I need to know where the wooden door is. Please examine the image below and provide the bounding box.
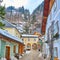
[5,46,10,60]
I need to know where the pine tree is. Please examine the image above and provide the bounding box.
[0,6,5,19]
[0,6,5,28]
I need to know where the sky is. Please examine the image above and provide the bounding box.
[1,0,44,14]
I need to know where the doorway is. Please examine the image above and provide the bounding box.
[32,43,37,50]
[5,46,10,60]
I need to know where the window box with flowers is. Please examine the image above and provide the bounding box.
[53,32,59,39]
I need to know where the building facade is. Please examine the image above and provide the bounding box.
[0,19,24,60]
[0,29,24,60]
[45,0,60,60]
[1,19,22,38]
[22,34,39,50]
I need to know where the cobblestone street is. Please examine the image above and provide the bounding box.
[20,50,44,60]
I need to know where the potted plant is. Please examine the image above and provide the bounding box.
[53,32,59,38]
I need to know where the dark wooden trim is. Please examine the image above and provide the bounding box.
[41,0,55,35]
[0,34,24,45]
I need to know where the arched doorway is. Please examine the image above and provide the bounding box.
[27,43,31,50]
[32,43,37,50]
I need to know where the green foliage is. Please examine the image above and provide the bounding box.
[0,6,5,28]
[0,6,5,19]
[0,22,5,27]
[53,33,59,38]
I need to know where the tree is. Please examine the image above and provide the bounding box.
[0,22,5,27]
[0,6,5,28]
[0,6,5,19]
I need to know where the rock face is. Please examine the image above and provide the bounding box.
[30,1,44,34]
[5,6,30,23]
[5,6,30,33]
[4,2,44,34]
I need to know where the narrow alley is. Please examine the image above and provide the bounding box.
[20,50,44,60]
[0,0,60,60]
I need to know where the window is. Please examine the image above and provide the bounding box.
[54,47,58,57]
[54,0,57,12]
[22,39,24,41]
[34,38,36,41]
[54,21,59,35]
[47,21,54,41]
[13,45,16,53]
[49,27,52,40]
[47,26,52,41]
[47,21,54,40]
[47,28,50,41]
[56,21,59,33]
[27,43,31,49]
[28,38,30,41]
[50,12,52,20]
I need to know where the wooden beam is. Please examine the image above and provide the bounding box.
[41,0,55,35]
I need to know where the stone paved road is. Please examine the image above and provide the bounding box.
[19,50,44,60]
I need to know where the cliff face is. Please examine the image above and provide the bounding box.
[4,2,44,34]
[30,1,44,34]
[5,6,30,24]
[32,1,44,15]
[5,6,30,33]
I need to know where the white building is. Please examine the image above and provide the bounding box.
[45,0,60,60]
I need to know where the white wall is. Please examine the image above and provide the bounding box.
[45,0,60,59]
[53,39,60,59]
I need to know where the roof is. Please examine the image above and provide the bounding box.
[34,32,42,37]
[0,29,24,44]
[22,34,38,38]
[0,19,15,27]
[0,19,24,33]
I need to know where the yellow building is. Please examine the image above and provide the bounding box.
[22,34,39,50]
[1,20,21,38]
[4,27,21,38]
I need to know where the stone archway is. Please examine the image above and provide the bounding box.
[32,43,37,50]
[27,43,31,50]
